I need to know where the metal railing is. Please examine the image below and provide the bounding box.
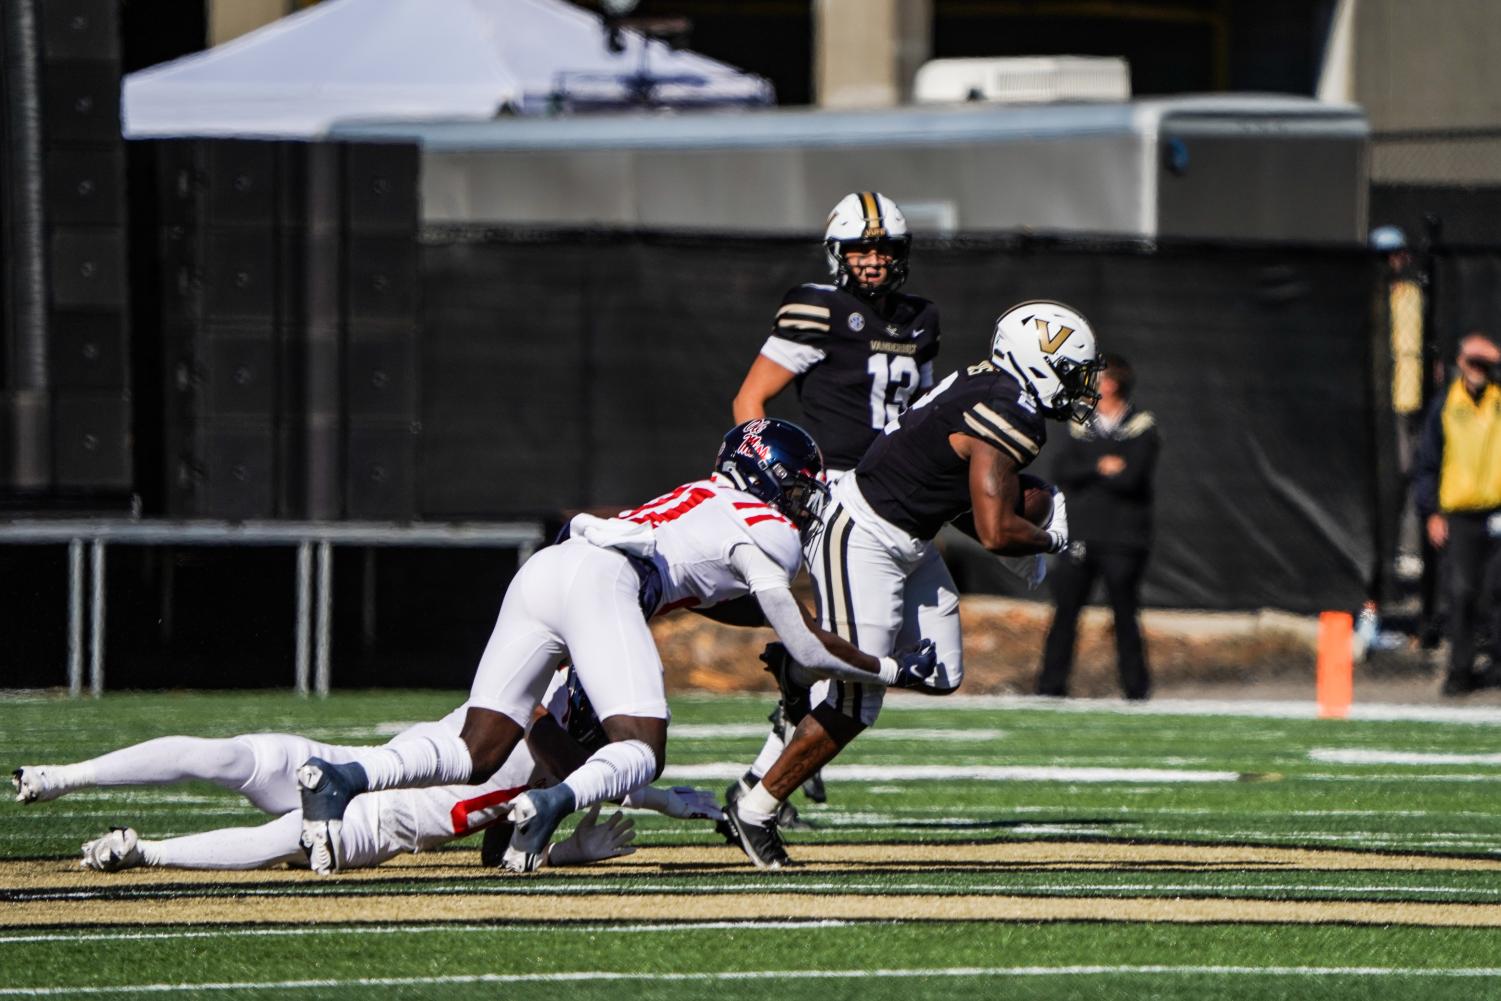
[0,520,546,697]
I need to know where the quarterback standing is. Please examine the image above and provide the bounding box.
[731,191,941,807]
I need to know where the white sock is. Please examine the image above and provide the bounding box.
[76,737,255,792]
[356,733,473,792]
[737,781,781,826]
[561,740,657,810]
[141,813,305,870]
[749,730,784,780]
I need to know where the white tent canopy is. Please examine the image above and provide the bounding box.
[123,0,773,139]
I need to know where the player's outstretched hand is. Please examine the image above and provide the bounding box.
[891,639,939,689]
[661,786,725,821]
[544,803,636,867]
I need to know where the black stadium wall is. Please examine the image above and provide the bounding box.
[422,229,1383,615]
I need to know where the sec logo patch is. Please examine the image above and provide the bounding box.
[847,313,865,332]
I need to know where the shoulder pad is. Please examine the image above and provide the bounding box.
[776,285,835,340]
[1121,412,1157,438]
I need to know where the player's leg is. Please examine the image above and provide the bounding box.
[728,510,905,868]
[14,735,259,806]
[897,545,963,692]
[82,811,306,872]
[1037,548,1094,697]
[503,545,669,870]
[730,642,818,831]
[299,548,572,873]
[1442,515,1486,692]
[1099,545,1151,700]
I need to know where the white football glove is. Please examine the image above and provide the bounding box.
[623,784,725,821]
[1043,487,1069,554]
[540,803,636,867]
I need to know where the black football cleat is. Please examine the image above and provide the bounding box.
[723,796,791,871]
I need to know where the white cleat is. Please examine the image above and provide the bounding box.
[12,766,63,804]
[81,827,144,872]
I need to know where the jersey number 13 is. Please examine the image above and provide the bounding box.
[867,354,920,429]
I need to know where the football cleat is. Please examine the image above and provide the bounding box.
[723,795,791,871]
[80,827,143,872]
[296,758,368,875]
[479,820,517,868]
[13,766,63,804]
[800,771,827,805]
[501,785,577,873]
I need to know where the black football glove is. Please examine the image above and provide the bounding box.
[891,639,939,690]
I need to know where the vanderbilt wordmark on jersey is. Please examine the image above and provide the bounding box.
[760,283,941,470]
[855,359,1047,540]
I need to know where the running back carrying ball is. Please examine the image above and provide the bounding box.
[1018,473,1056,527]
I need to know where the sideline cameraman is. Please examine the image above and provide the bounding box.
[1414,333,1501,695]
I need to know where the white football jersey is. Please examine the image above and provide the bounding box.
[616,475,804,613]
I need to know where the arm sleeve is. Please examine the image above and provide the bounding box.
[727,545,887,684]
[751,585,891,685]
[1412,400,1445,518]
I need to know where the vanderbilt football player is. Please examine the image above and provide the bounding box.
[734,191,941,471]
[730,192,942,812]
[722,301,1104,870]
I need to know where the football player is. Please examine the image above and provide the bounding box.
[295,418,940,875]
[721,301,1103,870]
[731,191,942,810]
[12,671,717,873]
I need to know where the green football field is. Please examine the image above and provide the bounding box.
[4,688,1501,998]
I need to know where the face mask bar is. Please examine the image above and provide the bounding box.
[777,476,831,544]
[1054,358,1104,424]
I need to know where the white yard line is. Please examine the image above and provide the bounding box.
[877,694,1501,725]
[662,763,1241,783]
[1310,749,1501,766]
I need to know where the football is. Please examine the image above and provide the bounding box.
[1017,473,1055,527]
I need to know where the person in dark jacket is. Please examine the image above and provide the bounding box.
[1037,354,1161,700]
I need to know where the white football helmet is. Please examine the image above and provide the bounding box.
[824,191,911,295]
[990,300,1103,424]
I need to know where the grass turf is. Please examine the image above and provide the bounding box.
[3,689,1501,998]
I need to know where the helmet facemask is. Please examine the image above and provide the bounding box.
[827,235,911,298]
[1051,357,1105,425]
[773,473,830,545]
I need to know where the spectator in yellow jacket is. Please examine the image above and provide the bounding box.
[1413,333,1501,696]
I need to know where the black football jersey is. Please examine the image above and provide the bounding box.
[855,359,1048,540]
[759,283,941,470]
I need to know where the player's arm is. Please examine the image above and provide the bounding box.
[732,355,798,422]
[952,433,1061,556]
[730,544,936,688]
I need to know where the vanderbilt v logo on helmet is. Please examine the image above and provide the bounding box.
[990,300,1104,425]
[1035,317,1075,355]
